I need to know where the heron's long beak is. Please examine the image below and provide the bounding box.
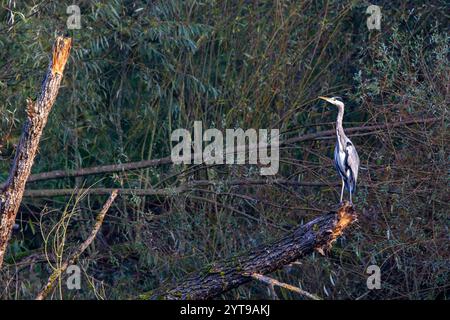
[318,96,333,103]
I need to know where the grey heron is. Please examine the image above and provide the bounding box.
[318,96,360,204]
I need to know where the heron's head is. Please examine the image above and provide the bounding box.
[318,96,344,109]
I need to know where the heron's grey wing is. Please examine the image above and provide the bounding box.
[345,142,360,185]
[334,143,346,179]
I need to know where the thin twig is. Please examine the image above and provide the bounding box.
[35,190,118,300]
[250,273,322,300]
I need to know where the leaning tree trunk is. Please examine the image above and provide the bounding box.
[141,202,357,300]
[0,36,72,268]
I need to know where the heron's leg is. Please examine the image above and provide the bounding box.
[340,179,345,203]
[349,190,353,204]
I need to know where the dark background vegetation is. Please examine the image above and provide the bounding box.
[0,0,448,299]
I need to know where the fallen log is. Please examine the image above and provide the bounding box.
[141,202,357,300]
[0,36,72,268]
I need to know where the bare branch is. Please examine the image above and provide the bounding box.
[21,176,429,198]
[21,180,332,198]
[250,273,321,300]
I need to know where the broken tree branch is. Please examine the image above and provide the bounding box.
[35,190,118,300]
[141,202,357,300]
[1,117,437,186]
[0,36,72,268]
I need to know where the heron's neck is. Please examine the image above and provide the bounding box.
[336,105,346,145]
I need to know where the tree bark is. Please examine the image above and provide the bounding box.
[0,36,72,268]
[141,202,357,300]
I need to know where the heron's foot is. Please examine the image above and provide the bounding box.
[339,200,352,207]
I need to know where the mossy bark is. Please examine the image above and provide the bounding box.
[142,202,357,300]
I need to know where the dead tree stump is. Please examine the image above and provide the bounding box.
[0,36,72,268]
